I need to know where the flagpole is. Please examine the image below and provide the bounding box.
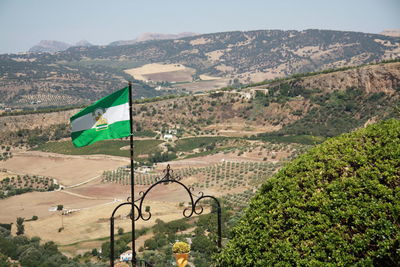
[128,81,136,265]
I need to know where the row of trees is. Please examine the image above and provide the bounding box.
[0,175,59,199]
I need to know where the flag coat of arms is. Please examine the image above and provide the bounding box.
[70,87,131,147]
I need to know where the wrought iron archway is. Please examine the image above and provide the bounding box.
[110,164,222,266]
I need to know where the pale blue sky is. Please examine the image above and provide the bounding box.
[0,0,399,54]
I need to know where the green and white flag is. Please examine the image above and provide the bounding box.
[70,87,131,147]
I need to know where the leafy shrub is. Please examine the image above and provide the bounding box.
[0,224,11,231]
[215,119,400,266]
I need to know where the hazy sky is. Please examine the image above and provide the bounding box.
[0,0,399,54]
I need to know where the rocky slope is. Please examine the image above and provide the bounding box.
[0,109,77,133]
[291,62,400,94]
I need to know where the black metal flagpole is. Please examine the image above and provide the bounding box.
[128,81,136,265]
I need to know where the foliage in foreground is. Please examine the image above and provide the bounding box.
[0,225,106,267]
[215,119,400,266]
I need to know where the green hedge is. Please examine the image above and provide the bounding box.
[215,119,400,266]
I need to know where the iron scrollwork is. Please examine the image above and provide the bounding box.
[110,164,222,266]
[134,164,222,243]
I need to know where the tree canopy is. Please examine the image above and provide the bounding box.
[216,119,400,266]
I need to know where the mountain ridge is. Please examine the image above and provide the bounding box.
[27,32,198,54]
[28,40,94,53]
[108,32,198,46]
[1,29,399,106]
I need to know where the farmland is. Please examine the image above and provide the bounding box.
[0,174,58,199]
[0,132,307,258]
[124,63,196,83]
[33,139,163,160]
[0,61,397,265]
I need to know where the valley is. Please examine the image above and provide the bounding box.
[0,53,399,265]
[0,135,306,252]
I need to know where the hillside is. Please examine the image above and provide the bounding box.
[108,32,198,46]
[29,40,94,53]
[0,62,398,264]
[29,40,72,53]
[0,62,399,148]
[216,119,400,266]
[0,29,399,107]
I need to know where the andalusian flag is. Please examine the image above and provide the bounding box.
[70,87,131,147]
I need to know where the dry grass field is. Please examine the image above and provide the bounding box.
[24,199,193,245]
[0,150,214,255]
[203,120,282,137]
[0,133,304,257]
[124,62,231,91]
[1,173,209,256]
[0,151,129,186]
[199,74,222,81]
[0,190,108,223]
[124,63,195,82]
[0,171,11,179]
[173,78,230,92]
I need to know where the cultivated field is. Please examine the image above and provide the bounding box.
[0,129,308,257]
[124,63,195,83]
[124,62,231,91]
[0,149,217,255]
[24,198,194,246]
[0,151,129,186]
[173,78,230,92]
[0,164,208,255]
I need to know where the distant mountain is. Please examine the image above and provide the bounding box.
[27,32,197,53]
[380,29,400,37]
[66,29,400,82]
[108,32,198,46]
[29,40,93,53]
[29,40,72,53]
[2,29,399,106]
[74,40,93,47]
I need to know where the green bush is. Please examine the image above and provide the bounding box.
[215,119,400,266]
[0,225,102,266]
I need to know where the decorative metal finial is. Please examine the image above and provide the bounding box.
[156,164,182,183]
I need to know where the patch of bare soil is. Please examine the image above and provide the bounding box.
[124,63,195,82]
[173,78,230,92]
[0,151,128,186]
[23,199,206,246]
[0,142,292,255]
[144,69,195,83]
[0,190,108,223]
[0,171,11,180]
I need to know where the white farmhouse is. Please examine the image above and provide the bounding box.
[163,134,174,140]
[120,250,133,262]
